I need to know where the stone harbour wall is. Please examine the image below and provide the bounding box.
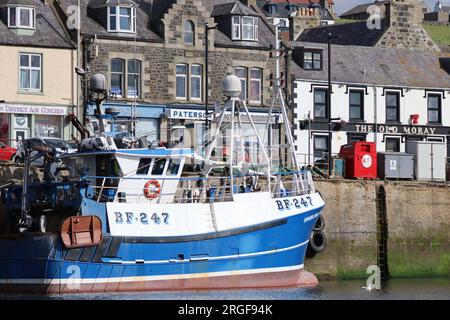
[305,180,450,280]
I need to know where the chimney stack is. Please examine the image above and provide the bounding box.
[289,6,321,41]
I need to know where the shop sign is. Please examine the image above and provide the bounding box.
[170,109,208,120]
[355,124,439,136]
[169,108,282,123]
[0,104,68,116]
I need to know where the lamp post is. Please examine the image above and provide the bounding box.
[205,23,217,131]
[327,32,338,177]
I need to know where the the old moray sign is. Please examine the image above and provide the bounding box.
[305,121,450,136]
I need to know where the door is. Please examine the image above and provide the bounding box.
[12,114,30,148]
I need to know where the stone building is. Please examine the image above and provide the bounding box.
[298,0,440,52]
[255,0,335,32]
[0,0,77,147]
[424,0,450,23]
[54,0,284,154]
[339,0,430,21]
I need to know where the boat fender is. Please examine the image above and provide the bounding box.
[313,215,325,231]
[316,189,323,199]
[143,180,161,199]
[39,215,47,233]
[309,230,327,254]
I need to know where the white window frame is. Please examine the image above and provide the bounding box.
[190,64,202,101]
[8,7,35,29]
[176,64,188,100]
[107,6,136,33]
[249,68,262,104]
[110,58,125,98]
[232,16,241,40]
[242,16,258,41]
[127,59,141,98]
[184,20,195,45]
[19,53,42,92]
[235,67,248,101]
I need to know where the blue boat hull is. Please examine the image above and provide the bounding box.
[0,209,321,293]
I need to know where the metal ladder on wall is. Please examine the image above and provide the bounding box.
[376,185,389,281]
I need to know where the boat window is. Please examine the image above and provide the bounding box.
[167,159,181,176]
[151,158,166,175]
[137,158,152,175]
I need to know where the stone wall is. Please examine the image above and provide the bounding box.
[305,180,450,280]
[376,0,440,51]
[81,0,281,109]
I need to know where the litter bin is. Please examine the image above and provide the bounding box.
[339,142,377,179]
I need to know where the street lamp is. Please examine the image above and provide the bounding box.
[327,32,338,177]
[205,22,217,131]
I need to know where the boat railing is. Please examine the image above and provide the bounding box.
[83,170,315,204]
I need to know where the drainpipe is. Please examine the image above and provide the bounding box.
[374,86,378,147]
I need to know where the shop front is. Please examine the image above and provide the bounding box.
[85,102,165,145]
[163,104,281,164]
[0,103,73,147]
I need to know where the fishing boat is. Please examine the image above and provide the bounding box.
[0,34,325,294]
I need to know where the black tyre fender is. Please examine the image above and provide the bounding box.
[313,215,325,231]
[316,189,323,199]
[309,230,327,254]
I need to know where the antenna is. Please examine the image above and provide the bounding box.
[265,24,303,186]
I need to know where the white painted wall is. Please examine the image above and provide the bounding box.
[293,80,450,166]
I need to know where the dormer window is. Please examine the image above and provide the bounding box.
[8,7,35,29]
[267,4,277,14]
[286,4,299,12]
[232,16,258,41]
[303,50,322,70]
[108,6,135,33]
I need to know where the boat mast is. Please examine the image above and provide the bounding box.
[266,24,302,173]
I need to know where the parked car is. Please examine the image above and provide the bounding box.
[0,142,16,161]
[14,137,78,166]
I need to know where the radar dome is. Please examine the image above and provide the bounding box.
[223,74,241,97]
[89,73,107,93]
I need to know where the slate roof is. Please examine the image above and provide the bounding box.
[340,0,431,18]
[0,0,74,49]
[60,0,162,42]
[340,0,385,18]
[211,1,258,17]
[0,0,36,6]
[297,20,388,46]
[57,0,275,49]
[88,0,138,8]
[291,42,450,90]
[256,0,334,20]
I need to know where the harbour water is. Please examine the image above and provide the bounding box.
[1,278,449,300]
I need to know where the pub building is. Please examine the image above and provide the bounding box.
[290,42,450,166]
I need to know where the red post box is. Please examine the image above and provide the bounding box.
[339,142,377,179]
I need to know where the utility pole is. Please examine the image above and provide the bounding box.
[327,33,332,177]
[205,23,216,131]
[327,33,339,177]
